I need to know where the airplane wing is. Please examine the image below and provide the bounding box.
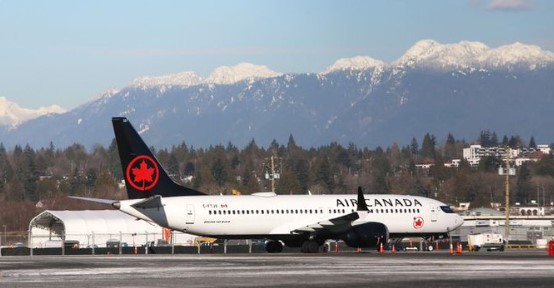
[291,211,362,234]
[289,187,370,235]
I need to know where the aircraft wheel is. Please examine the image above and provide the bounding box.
[265,240,283,253]
[301,240,320,253]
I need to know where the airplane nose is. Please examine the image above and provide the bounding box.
[455,214,464,227]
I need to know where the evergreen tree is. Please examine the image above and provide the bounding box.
[167,154,179,177]
[287,134,297,151]
[410,137,419,155]
[478,156,501,173]
[479,130,492,147]
[107,139,122,179]
[372,147,391,194]
[515,163,532,205]
[535,155,554,177]
[529,136,537,149]
[509,135,524,148]
[491,132,499,147]
[444,133,457,160]
[0,143,13,195]
[211,158,228,187]
[502,135,509,146]
[420,133,436,159]
[276,170,299,195]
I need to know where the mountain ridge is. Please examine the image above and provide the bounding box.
[2,40,553,149]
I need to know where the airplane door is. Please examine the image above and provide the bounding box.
[186,204,195,224]
[431,207,437,222]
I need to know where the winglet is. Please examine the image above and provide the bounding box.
[357,186,368,211]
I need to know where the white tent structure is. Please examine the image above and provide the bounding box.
[29,210,195,248]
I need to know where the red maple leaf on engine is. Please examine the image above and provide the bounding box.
[131,160,155,188]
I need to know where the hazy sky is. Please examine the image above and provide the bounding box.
[1,0,552,110]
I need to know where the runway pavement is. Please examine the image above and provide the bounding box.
[1,250,554,287]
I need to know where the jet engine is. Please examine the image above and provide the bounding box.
[342,222,389,248]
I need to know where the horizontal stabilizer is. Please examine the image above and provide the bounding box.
[69,196,116,205]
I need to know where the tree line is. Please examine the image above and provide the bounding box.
[1,131,554,233]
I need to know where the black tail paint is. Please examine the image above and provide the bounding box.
[112,117,205,199]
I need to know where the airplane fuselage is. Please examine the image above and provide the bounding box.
[117,192,463,241]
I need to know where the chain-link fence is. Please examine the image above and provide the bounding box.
[2,225,553,256]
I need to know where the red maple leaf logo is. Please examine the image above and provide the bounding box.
[132,160,155,187]
[413,217,424,229]
[126,155,159,192]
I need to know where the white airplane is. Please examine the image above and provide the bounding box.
[73,117,463,253]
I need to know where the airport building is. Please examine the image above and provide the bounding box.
[28,210,196,248]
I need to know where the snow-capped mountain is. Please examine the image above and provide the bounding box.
[130,63,282,88]
[0,97,65,127]
[2,40,554,149]
[131,71,204,88]
[204,63,282,85]
[392,40,554,71]
[321,56,386,74]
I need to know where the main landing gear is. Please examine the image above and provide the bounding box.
[300,240,320,253]
[265,240,283,253]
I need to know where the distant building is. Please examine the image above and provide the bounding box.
[414,144,551,170]
[461,144,551,167]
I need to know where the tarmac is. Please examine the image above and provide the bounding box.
[1,249,554,287]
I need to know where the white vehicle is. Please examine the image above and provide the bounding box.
[73,117,463,253]
[468,233,505,251]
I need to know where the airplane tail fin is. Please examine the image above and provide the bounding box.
[112,117,205,199]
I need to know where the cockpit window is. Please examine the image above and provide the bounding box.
[440,206,455,213]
